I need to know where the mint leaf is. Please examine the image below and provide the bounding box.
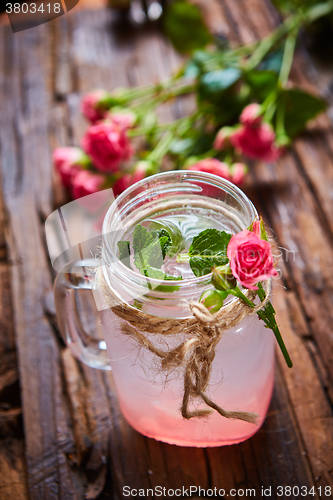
[158,233,171,259]
[144,266,182,292]
[189,229,232,277]
[145,219,185,257]
[133,224,165,273]
[117,240,131,268]
[163,0,212,54]
[278,88,327,138]
[132,224,183,289]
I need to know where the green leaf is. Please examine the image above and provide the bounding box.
[271,0,309,14]
[245,70,279,101]
[189,229,232,277]
[260,218,268,241]
[183,60,201,79]
[132,224,165,273]
[158,235,171,259]
[279,88,327,138]
[145,219,185,257]
[117,240,131,268]
[184,49,217,78]
[163,0,212,54]
[197,68,244,124]
[169,137,195,155]
[144,266,182,292]
[199,68,241,97]
[132,223,184,290]
[259,49,284,73]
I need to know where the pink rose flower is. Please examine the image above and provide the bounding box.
[82,121,133,173]
[230,162,247,185]
[112,161,152,196]
[81,90,109,123]
[240,103,261,127]
[53,147,83,187]
[213,127,232,151]
[186,158,232,182]
[230,122,281,162]
[110,110,136,130]
[71,170,105,199]
[227,229,278,290]
[112,174,134,196]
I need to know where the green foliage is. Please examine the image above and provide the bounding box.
[212,265,237,290]
[272,0,318,13]
[199,68,241,97]
[189,229,232,277]
[117,240,131,268]
[144,219,185,257]
[169,130,215,159]
[245,70,279,101]
[278,88,327,138]
[259,49,284,72]
[199,288,228,313]
[117,223,184,291]
[184,50,215,78]
[163,0,212,54]
[143,266,183,292]
[132,224,166,273]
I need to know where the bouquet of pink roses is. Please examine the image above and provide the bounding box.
[53,0,332,199]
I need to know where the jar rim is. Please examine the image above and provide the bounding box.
[102,170,257,289]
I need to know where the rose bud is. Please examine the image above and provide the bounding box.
[186,158,232,182]
[199,289,228,314]
[250,219,261,237]
[240,103,262,127]
[230,162,247,186]
[81,90,111,123]
[82,121,133,173]
[212,265,237,291]
[112,160,156,196]
[71,170,106,199]
[110,109,137,130]
[53,147,90,188]
[213,126,234,151]
[230,122,282,162]
[250,217,268,240]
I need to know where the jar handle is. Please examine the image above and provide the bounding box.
[54,258,111,370]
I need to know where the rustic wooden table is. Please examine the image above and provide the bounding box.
[0,1,333,498]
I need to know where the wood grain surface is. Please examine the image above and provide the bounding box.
[0,1,332,498]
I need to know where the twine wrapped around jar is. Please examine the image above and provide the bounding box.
[97,268,271,424]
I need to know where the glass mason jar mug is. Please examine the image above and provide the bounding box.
[53,171,275,447]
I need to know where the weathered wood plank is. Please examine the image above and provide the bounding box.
[0,91,28,499]
[0,22,84,499]
[223,0,333,489]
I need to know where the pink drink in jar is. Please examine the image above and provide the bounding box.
[99,171,275,446]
